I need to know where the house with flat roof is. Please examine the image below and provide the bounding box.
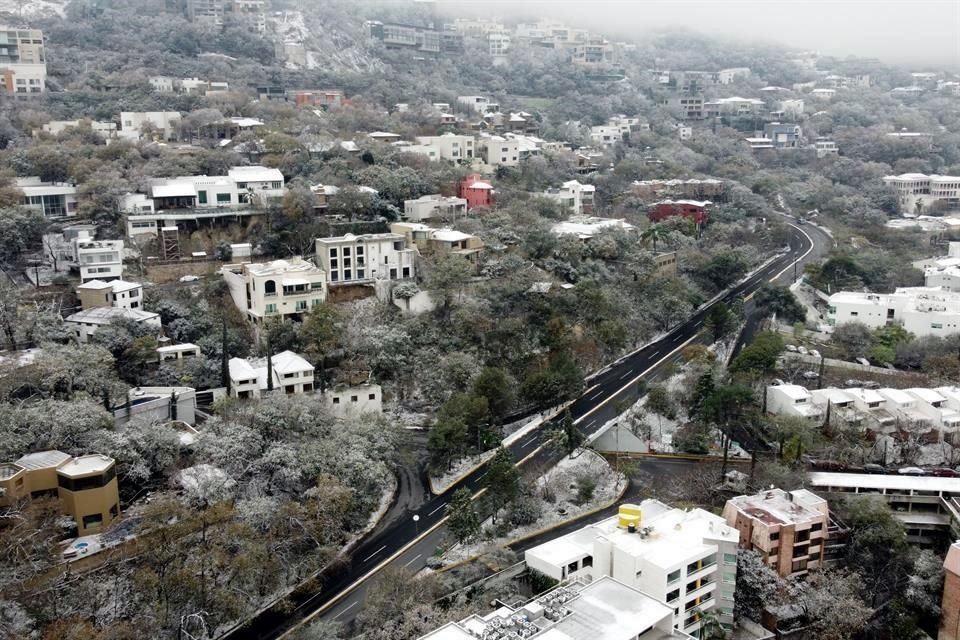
[390,223,484,262]
[324,383,383,418]
[76,279,143,310]
[65,307,161,343]
[524,502,738,636]
[403,194,468,222]
[228,350,315,399]
[418,576,695,640]
[157,343,201,363]
[827,287,960,338]
[414,133,476,162]
[222,257,327,324]
[551,216,635,240]
[765,384,823,422]
[544,180,595,216]
[315,233,416,286]
[810,387,862,428]
[17,176,78,218]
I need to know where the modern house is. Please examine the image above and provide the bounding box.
[76,280,144,310]
[222,257,327,324]
[75,240,124,283]
[763,123,803,148]
[402,194,468,222]
[118,111,181,141]
[883,173,960,214]
[543,180,596,216]
[228,350,315,398]
[390,223,484,262]
[413,133,476,162]
[324,383,384,418]
[17,177,78,218]
[765,384,824,422]
[827,287,960,337]
[524,502,739,636]
[0,27,46,96]
[315,233,416,286]
[478,134,520,167]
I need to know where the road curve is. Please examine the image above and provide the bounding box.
[225,220,829,640]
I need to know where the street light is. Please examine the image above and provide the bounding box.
[413,514,420,536]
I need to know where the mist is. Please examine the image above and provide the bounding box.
[438,0,960,69]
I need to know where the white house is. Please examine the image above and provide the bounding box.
[717,67,750,84]
[227,166,286,202]
[76,279,143,310]
[17,177,78,218]
[119,111,181,140]
[324,383,383,417]
[524,501,739,636]
[157,343,201,363]
[227,358,259,400]
[827,287,960,337]
[39,120,118,139]
[478,135,519,167]
[845,387,897,434]
[810,387,862,427]
[76,240,124,283]
[543,180,596,216]
[414,133,475,162]
[456,95,499,114]
[228,350,315,398]
[877,388,932,429]
[815,138,839,158]
[403,194,468,222]
[765,384,823,421]
[222,257,327,324]
[905,388,960,440]
[590,125,627,147]
[65,307,160,343]
[883,173,960,214]
[315,233,416,286]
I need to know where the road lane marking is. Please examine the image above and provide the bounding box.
[428,503,447,517]
[588,390,604,401]
[650,350,661,358]
[520,436,539,448]
[403,553,422,568]
[477,471,488,480]
[768,221,814,282]
[363,545,386,563]
[333,601,358,620]
[619,370,634,380]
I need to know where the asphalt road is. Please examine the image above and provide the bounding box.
[226,220,830,640]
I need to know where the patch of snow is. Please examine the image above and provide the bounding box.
[0,0,66,18]
[431,450,497,494]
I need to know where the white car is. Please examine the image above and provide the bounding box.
[179,275,200,283]
[801,371,819,380]
[798,346,809,355]
[785,344,798,352]
[809,350,821,359]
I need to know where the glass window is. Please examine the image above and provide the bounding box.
[217,193,231,203]
[723,553,737,565]
[198,190,208,204]
[329,248,337,257]
[82,513,103,528]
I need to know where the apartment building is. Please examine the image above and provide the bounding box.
[478,134,520,167]
[390,222,484,262]
[418,576,696,640]
[402,194,468,222]
[316,233,416,286]
[763,122,803,148]
[648,200,711,225]
[222,257,327,323]
[76,240,124,283]
[942,542,960,640]
[0,28,46,95]
[543,180,596,216]
[119,111,181,141]
[457,95,499,114]
[631,179,725,201]
[810,387,863,429]
[723,488,831,577]
[906,388,960,441]
[66,307,161,342]
[324,383,384,418]
[17,176,78,218]
[488,32,510,56]
[227,166,285,202]
[662,96,705,120]
[413,133,475,162]
[525,502,738,636]
[883,173,960,214]
[827,287,960,337]
[766,384,824,422]
[450,18,507,37]
[0,451,120,536]
[589,125,628,147]
[570,38,611,68]
[76,279,144,310]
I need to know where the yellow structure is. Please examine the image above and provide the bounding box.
[0,450,120,536]
[617,503,642,529]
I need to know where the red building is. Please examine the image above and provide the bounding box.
[648,199,711,225]
[457,174,494,209]
[289,90,344,108]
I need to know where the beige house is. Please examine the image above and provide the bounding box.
[390,222,484,262]
[222,257,327,323]
[76,279,144,310]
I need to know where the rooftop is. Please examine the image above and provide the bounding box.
[810,387,855,405]
[907,387,946,404]
[244,257,323,277]
[58,454,115,478]
[770,384,811,400]
[76,279,141,293]
[316,232,406,244]
[228,357,258,381]
[726,488,827,526]
[0,462,24,480]
[227,165,284,183]
[65,307,159,325]
[879,388,917,405]
[430,229,474,243]
[15,450,71,470]
[809,471,960,494]
[551,217,635,239]
[651,199,712,207]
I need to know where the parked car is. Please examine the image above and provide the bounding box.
[785,344,798,352]
[931,468,959,477]
[809,350,821,359]
[864,381,881,390]
[856,357,871,367]
[864,463,886,474]
[179,275,200,282]
[810,459,847,471]
[898,466,927,476]
[772,378,786,386]
[845,379,865,388]
[801,371,819,380]
[798,346,809,355]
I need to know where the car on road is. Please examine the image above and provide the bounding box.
[845,379,865,388]
[931,468,959,477]
[864,381,881,390]
[801,371,819,380]
[863,463,886,474]
[179,275,200,282]
[809,350,821,359]
[898,466,926,476]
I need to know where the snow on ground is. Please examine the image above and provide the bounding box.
[439,450,624,565]
[431,450,497,494]
[0,0,66,18]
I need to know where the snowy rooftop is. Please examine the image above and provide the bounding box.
[266,350,313,375]
[316,232,405,244]
[227,165,284,183]
[0,463,23,480]
[152,182,197,198]
[810,388,855,406]
[907,388,946,405]
[430,230,474,243]
[228,357,258,382]
[65,307,159,325]
[809,472,960,495]
[15,450,71,470]
[58,454,114,477]
[551,217,635,239]
[156,343,200,354]
[245,257,323,277]
[77,279,141,293]
[651,199,712,207]
[726,488,827,526]
[229,117,264,128]
[770,384,812,400]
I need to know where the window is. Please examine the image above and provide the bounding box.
[332,397,340,404]
[369,393,376,400]
[330,248,338,257]
[723,553,737,565]
[356,246,364,255]
[265,303,277,314]
[389,268,398,279]
[667,569,681,584]
[330,259,338,269]
[82,513,103,528]
[198,190,208,204]
[850,311,859,317]
[110,503,119,518]
[217,193,231,204]
[770,532,779,541]
[811,522,823,532]
[932,323,943,329]
[393,241,402,251]
[721,573,736,584]
[357,270,365,279]
[343,258,351,267]
[343,247,351,257]
[296,300,307,311]
[344,269,352,280]
[666,588,680,604]
[402,267,410,278]
[351,395,359,402]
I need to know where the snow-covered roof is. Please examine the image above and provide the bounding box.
[228,357,257,381]
[58,454,114,477]
[907,388,946,404]
[879,388,915,405]
[551,217,635,239]
[65,307,159,325]
[229,117,264,128]
[269,350,313,375]
[367,131,401,139]
[430,230,473,243]
[157,343,200,354]
[771,384,811,400]
[15,450,71,470]
[228,166,284,183]
[152,182,196,198]
[244,257,323,277]
[466,181,493,190]
[77,279,141,293]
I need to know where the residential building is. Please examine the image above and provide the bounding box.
[1,451,120,536]
[543,180,596,216]
[418,576,696,640]
[779,98,805,118]
[589,125,628,147]
[883,173,960,214]
[892,86,925,97]
[457,95,500,114]
[488,32,510,56]
[148,75,175,92]
[402,194,468,222]
[119,111,181,141]
[877,387,934,436]
[288,89,344,108]
[919,244,960,291]
[906,388,960,441]
[38,119,118,139]
[42,224,95,272]
[222,257,327,323]
[744,137,775,151]
[524,502,739,636]
[676,125,692,141]
[704,96,765,118]
[810,88,836,100]
[390,222,484,262]
[316,233,416,286]
[765,384,824,422]
[717,67,750,84]
[654,251,679,277]
[551,216,635,239]
[648,200,711,225]
[414,133,476,162]
[457,174,494,209]
[722,488,832,577]
[845,387,897,435]
[324,383,384,418]
[810,387,863,429]
[66,307,161,343]
[227,166,286,202]
[0,27,46,95]
[478,134,520,167]
[227,358,259,399]
[827,287,960,337]
[16,177,78,218]
[570,38,611,68]
[228,350,315,398]
[226,0,267,33]
[942,541,960,640]
[157,343,201,363]
[763,123,802,148]
[631,179,725,201]
[75,240,124,283]
[662,96,705,120]
[815,138,838,158]
[116,386,197,427]
[76,280,144,310]
[450,18,507,37]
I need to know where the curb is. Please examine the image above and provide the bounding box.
[597,451,752,463]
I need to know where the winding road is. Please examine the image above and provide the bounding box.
[225,218,832,640]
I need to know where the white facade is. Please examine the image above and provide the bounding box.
[765,384,823,421]
[316,233,416,286]
[543,180,596,216]
[157,343,201,363]
[76,279,143,310]
[906,388,960,438]
[677,125,692,141]
[65,307,160,343]
[414,133,475,162]
[877,388,933,428]
[324,383,383,417]
[815,139,838,158]
[76,240,124,283]
[524,501,738,635]
[457,95,499,114]
[403,194,468,222]
[780,99,805,117]
[119,111,181,140]
[39,120,118,139]
[17,177,78,218]
[228,351,315,398]
[810,88,835,100]
[488,32,510,56]
[828,287,960,337]
[227,166,286,201]
[478,135,519,167]
[148,76,175,92]
[883,173,960,214]
[222,258,327,323]
[717,67,750,84]
[590,125,628,147]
